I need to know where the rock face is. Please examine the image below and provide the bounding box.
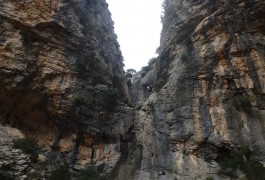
[0,125,30,179]
[1,0,265,179]
[0,0,133,178]
[130,0,265,179]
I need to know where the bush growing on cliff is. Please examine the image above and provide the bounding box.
[77,166,98,180]
[0,171,14,180]
[233,95,253,112]
[147,102,155,112]
[148,57,157,66]
[49,163,71,180]
[154,70,169,91]
[218,147,265,179]
[27,170,42,180]
[13,137,39,161]
[141,66,151,77]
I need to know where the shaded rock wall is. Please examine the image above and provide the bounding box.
[0,0,133,178]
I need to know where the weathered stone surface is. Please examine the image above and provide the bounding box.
[0,125,31,179]
[129,0,265,179]
[0,0,132,179]
[1,0,265,179]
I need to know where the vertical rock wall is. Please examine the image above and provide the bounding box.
[1,0,265,179]
[131,0,265,179]
[0,0,134,178]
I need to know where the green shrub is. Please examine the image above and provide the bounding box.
[148,57,157,66]
[13,137,38,154]
[154,71,169,91]
[27,171,42,180]
[13,137,39,162]
[147,102,155,112]
[176,26,193,44]
[141,66,151,72]
[233,95,253,112]
[77,167,98,180]
[180,46,193,62]
[102,88,119,98]
[245,160,265,180]
[219,147,265,179]
[49,164,71,180]
[0,171,14,180]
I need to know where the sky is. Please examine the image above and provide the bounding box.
[106,0,163,71]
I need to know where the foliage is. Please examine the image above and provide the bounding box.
[13,137,38,154]
[0,171,14,180]
[205,177,214,180]
[147,102,155,112]
[180,46,193,62]
[154,71,168,92]
[233,95,253,112]
[13,137,39,162]
[176,26,193,44]
[126,69,137,77]
[148,57,157,66]
[49,164,71,180]
[245,160,265,180]
[140,66,151,77]
[219,147,265,179]
[102,88,119,98]
[27,171,42,180]
[141,66,151,72]
[77,166,98,180]
[125,73,133,79]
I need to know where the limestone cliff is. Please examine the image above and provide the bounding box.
[129,0,265,179]
[1,0,265,180]
[0,0,134,179]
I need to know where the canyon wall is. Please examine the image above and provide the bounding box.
[1,0,265,179]
[0,0,134,179]
[130,0,265,179]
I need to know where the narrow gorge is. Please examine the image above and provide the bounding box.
[0,0,265,180]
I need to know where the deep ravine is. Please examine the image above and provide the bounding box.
[0,0,265,180]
